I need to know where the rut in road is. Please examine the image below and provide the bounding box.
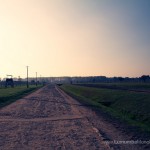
[0,85,148,150]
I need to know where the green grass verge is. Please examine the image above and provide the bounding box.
[60,84,150,132]
[0,85,43,108]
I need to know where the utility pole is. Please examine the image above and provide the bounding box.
[40,75,41,85]
[36,72,37,86]
[27,66,29,88]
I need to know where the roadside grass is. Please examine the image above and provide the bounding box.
[0,85,43,108]
[60,84,150,132]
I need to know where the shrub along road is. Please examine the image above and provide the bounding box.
[0,85,149,149]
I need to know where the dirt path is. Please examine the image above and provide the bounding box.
[0,85,149,150]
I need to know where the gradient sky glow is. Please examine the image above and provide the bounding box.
[0,0,150,78]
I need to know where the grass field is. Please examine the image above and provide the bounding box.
[0,85,42,108]
[74,82,150,91]
[60,84,150,132]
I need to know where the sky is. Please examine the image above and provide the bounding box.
[0,0,150,78]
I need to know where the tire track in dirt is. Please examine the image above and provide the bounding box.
[0,115,85,122]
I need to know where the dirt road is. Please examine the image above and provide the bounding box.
[0,85,149,150]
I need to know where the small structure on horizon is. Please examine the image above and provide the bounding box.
[5,75,14,88]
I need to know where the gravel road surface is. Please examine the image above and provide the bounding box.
[0,85,149,150]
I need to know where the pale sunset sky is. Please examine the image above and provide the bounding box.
[0,0,150,78]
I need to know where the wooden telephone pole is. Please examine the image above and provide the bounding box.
[27,66,29,88]
[36,72,37,86]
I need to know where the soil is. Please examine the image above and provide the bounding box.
[0,85,149,150]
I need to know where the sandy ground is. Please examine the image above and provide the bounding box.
[0,85,149,150]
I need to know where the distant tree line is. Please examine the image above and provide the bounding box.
[0,77,44,88]
[44,75,150,84]
[0,75,150,87]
